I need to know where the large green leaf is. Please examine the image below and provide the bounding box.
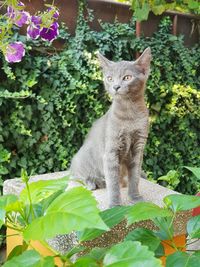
[23,187,108,241]
[103,241,162,267]
[163,194,200,212]
[187,215,200,238]
[184,166,200,180]
[126,202,171,225]
[0,194,18,210]
[125,228,161,252]
[78,206,131,242]
[166,251,200,267]
[0,194,19,225]
[2,250,54,267]
[20,177,68,204]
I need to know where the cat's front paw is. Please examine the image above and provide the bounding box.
[109,201,122,208]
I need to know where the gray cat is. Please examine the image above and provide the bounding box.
[70,47,152,207]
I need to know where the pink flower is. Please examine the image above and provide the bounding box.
[5,42,25,63]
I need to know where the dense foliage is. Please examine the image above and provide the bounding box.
[0,6,199,193]
[1,172,200,266]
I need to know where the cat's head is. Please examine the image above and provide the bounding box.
[98,47,152,97]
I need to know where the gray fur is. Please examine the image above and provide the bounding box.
[70,48,152,207]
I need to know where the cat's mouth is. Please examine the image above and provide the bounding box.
[113,90,129,96]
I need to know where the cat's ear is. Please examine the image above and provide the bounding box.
[134,47,152,77]
[97,53,112,69]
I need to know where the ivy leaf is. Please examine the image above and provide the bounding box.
[187,215,200,239]
[103,241,162,267]
[126,202,171,225]
[184,166,200,180]
[23,187,108,241]
[20,177,69,204]
[163,194,200,212]
[2,250,54,267]
[166,251,200,267]
[124,228,161,252]
[78,206,131,242]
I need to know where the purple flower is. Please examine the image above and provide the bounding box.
[53,10,59,19]
[39,22,59,42]
[27,15,41,39]
[14,11,29,27]
[7,2,29,27]
[5,42,25,63]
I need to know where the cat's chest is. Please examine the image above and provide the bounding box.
[111,117,148,154]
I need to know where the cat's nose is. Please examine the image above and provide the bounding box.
[113,85,121,91]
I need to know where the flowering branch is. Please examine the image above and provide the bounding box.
[0,1,60,63]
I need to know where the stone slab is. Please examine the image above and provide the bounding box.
[3,171,192,254]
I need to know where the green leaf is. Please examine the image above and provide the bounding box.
[166,251,200,267]
[153,216,174,240]
[0,195,18,209]
[133,3,150,21]
[163,194,200,212]
[184,166,200,180]
[103,241,162,267]
[20,177,68,204]
[154,243,165,258]
[187,215,200,238]
[151,5,166,15]
[86,247,108,261]
[0,194,18,210]
[0,209,5,228]
[125,228,161,252]
[38,189,64,214]
[64,246,86,259]
[74,257,99,267]
[23,187,108,241]
[2,250,54,267]
[7,243,28,260]
[126,202,171,225]
[78,206,131,241]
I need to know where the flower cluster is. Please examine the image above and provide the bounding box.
[2,1,59,63]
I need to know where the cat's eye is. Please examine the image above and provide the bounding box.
[107,76,113,82]
[123,75,132,81]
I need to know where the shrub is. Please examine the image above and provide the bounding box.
[0,7,199,194]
